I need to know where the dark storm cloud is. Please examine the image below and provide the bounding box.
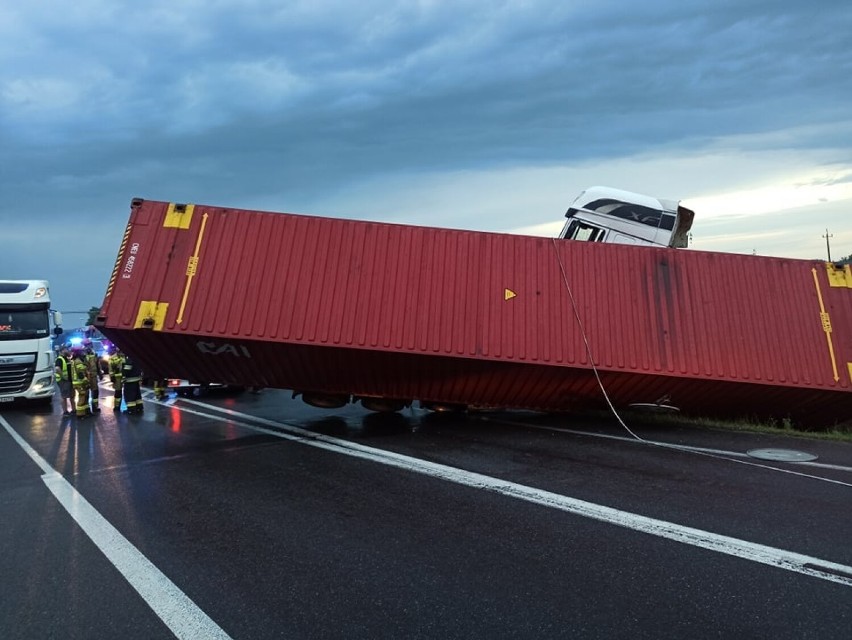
[1,0,851,311]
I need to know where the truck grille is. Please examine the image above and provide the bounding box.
[0,361,35,394]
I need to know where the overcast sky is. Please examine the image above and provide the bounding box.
[2,1,851,326]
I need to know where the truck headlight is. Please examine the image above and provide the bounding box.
[33,376,55,392]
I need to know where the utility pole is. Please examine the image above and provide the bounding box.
[822,229,834,262]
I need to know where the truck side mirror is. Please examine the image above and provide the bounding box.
[53,326,64,336]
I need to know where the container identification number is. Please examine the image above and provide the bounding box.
[122,243,140,279]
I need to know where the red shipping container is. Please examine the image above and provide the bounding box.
[96,198,852,427]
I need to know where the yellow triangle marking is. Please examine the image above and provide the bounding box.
[504,288,516,301]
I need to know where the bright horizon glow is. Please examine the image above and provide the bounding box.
[683,174,852,220]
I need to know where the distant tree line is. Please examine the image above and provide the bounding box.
[86,306,101,326]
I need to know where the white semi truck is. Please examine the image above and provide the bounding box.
[0,280,62,406]
[559,186,695,248]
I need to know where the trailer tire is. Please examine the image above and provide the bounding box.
[301,392,349,409]
[359,397,410,413]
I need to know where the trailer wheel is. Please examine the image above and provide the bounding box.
[300,392,349,409]
[359,397,411,413]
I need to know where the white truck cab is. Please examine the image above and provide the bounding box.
[0,280,62,406]
[559,186,695,248]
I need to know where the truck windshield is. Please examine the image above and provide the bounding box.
[0,306,50,341]
[564,220,606,242]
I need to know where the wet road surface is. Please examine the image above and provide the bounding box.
[2,386,852,639]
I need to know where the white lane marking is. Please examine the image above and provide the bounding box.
[171,398,852,588]
[0,415,233,640]
[479,419,852,487]
[497,420,852,473]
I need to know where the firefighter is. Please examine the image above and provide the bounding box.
[122,354,144,414]
[108,347,126,411]
[153,378,168,401]
[54,346,74,415]
[70,349,90,418]
[82,339,101,413]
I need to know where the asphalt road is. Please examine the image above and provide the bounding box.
[2,385,851,639]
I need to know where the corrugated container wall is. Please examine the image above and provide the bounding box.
[96,199,852,427]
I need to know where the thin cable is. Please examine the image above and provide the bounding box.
[550,238,644,440]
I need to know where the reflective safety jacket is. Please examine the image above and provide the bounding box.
[109,353,126,376]
[71,357,89,388]
[54,355,70,382]
[85,351,100,379]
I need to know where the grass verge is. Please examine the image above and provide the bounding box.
[626,411,852,443]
